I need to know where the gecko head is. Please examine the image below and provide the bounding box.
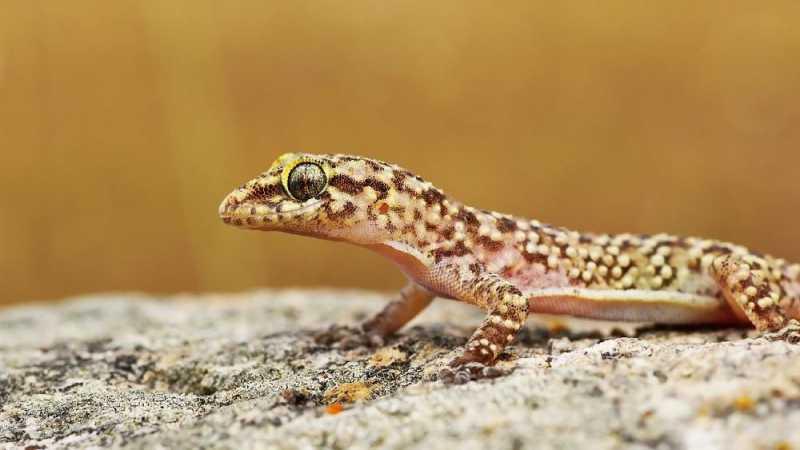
[219,152,435,244]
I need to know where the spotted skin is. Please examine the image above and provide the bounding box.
[220,153,800,376]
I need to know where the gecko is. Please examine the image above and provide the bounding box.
[219,152,800,382]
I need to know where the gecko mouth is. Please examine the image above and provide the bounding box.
[218,195,322,228]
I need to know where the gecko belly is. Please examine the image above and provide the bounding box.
[526,288,745,325]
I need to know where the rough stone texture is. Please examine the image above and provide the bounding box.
[1,290,799,450]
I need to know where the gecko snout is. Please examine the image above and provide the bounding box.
[218,187,287,229]
[218,189,249,224]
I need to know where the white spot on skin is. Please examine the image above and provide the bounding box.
[602,254,615,266]
[363,186,378,203]
[621,275,634,288]
[650,276,663,289]
[414,222,427,239]
[617,254,631,268]
[736,294,749,305]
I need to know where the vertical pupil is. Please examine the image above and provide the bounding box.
[288,163,325,200]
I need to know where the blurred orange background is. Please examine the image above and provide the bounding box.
[1,1,799,306]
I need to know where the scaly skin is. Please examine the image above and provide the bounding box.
[219,153,800,380]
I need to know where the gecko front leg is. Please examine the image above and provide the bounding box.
[316,282,432,349]
[431,258,529,383]
[359,282,434,344]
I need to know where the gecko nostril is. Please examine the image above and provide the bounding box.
[219,194,242,218]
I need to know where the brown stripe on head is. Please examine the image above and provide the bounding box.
[455,209,480,227]
[325,201,358,221]
[496,217,517,233]
[329,174,362,195]
[244,183,285,202]
[329,174,390,200]
[363,178,390,199]
[422,188,445,206]
[391,170,408,191]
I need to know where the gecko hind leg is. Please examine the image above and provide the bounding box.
[710,254,788,331]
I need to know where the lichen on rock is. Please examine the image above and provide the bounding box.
[0,290,799,449]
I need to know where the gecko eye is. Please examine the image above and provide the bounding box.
[286,162,327,201]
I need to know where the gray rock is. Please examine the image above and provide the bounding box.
[0,290,798,450]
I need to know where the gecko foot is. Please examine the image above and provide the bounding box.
[438,361,510,384]
[313,324,385,350]
[763,319,800,344]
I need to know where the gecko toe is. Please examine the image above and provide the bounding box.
[763,319,800,344]
[438,362,510,384]
[313,324,387,350]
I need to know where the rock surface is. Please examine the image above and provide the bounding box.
[0,290,799,450]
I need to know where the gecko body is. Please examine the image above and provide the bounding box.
[220,153,800,376]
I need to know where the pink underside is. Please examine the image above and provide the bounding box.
[526,295,744,325]
[374,242,749,325]
[506,262,743,325]
[504,262,572,290]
